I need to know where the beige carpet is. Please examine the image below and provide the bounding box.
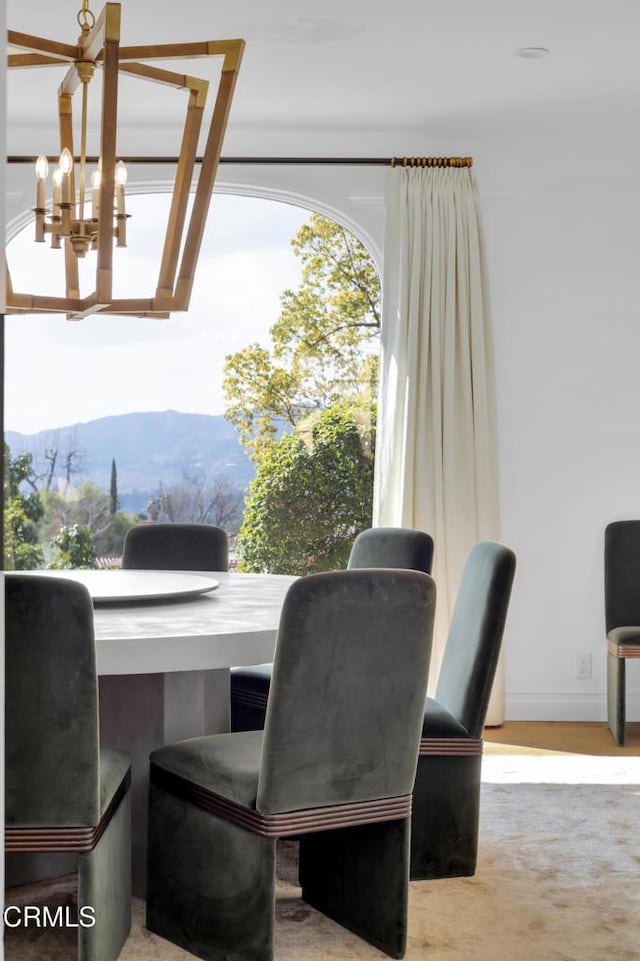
[5,753,640,961]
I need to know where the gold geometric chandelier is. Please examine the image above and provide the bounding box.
[5,1,244,319]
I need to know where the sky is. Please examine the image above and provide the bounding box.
[5,193,309,435]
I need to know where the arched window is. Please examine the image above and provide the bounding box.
[4,192,380,572]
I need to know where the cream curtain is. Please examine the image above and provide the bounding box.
[373,165,503,722]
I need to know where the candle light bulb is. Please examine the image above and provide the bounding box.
[58,149,73,206]
[91,168,101,219]
[35,155,49,180]
[115,161,128,186]
[34,154,49,241]
[115,161,127,246]
[52,168,63,241]
[59,147,73,176]
[52,167,63,218]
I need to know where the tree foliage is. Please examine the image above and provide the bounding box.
[223,214,380,459]
[146,473,245,534]
[110,458,118,515]
[39,481,138,559]
[50,524,97,570]
[38,431,84,491]
[4,444,44,570]
[237,402,375,575]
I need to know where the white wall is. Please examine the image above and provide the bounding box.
[482,141,640,721]
[7,101,640,723]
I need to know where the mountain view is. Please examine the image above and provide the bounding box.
[5,410,254,514]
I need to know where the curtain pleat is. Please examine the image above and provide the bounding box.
[373,167,502,719]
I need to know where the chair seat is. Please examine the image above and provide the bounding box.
[608,626,640,646]
[151,731,263,809]
[422,698,469,738]
[6,748,131,854]
[231,664,273,692]
[230,667,271,732]
[6,748,130,832]
[151,731,412,841]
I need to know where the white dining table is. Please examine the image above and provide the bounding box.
[30,568,297,894]
[91,569,295,674]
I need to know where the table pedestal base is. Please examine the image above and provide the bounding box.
[99,668,230,897]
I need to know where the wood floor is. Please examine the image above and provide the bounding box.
[483,720,640,756]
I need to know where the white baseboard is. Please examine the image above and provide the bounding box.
[504,692,640,722]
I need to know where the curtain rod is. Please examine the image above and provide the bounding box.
[7,155,473,168]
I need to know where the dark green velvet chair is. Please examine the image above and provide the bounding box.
[347,526,434,572]
[5,574,132,961]
[147,568,436,961]
[230,526,434,732]
[604,520,640,745]
[122,522,229,572]
[411,541,516,880]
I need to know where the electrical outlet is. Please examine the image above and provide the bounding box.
[576,653,592,680]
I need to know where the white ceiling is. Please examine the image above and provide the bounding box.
[6,0,640,159]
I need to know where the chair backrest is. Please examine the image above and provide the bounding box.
[5,574,101,827]
[604,521,640,632]
[347,527,434,574]
[435,541,516,738]
[257,569,436,815]
[122,522,229,572]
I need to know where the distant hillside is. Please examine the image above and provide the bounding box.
[5,410,254,514]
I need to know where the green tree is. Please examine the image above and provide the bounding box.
[93,511,139,558]
[39,481,138,560]
[110,458,118,514]
[146,473,245,534]
[50,523,97,569]
[3,443,44,570]
[237,402,375,575]
[224,214,380,459]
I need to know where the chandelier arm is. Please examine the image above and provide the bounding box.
[57,3,117,99]
[95,299,166,316]
[155,89,206,303]
[173,46,244,310]
[64,240,81,300]
[118,61,207,93]
[79,3,114,64]
[115,39,244,65]
[5,291,172,318]
[95,10,120,306]
[7,30,77,61]
[66,301,109,321]
[5,294,94,314]
[116,41,224,63]
[9,54,72,68]
[59,63,83,99]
